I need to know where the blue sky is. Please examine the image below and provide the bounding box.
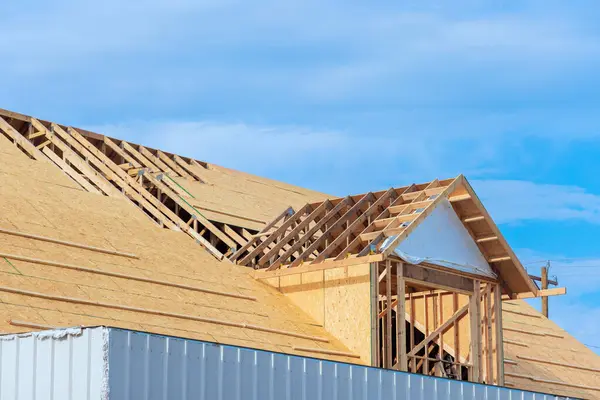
[2,1,600,352]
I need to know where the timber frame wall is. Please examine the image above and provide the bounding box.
[0,109,255,260]
[371,258,504,386]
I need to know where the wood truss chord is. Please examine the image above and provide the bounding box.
[0,114,250,261]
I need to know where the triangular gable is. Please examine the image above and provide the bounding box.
[242,175,537,296]
[381,198,496,279]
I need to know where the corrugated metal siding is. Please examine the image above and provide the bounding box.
[0,327,107,400]
[108,328,570,400]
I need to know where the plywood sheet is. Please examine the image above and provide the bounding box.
[271,264,372,363]
[0,140,360,365]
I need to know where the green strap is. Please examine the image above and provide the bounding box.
[3,257,21,274]
[165,174,196,199]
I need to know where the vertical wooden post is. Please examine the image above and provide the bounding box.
[541,265,549,318]
[424,293,430,375]
[370,262,380,367]
[397,262,407,371]
[453,292,461,380]
[409,293,415,372]
[432,292,440,376]
[485,284,493,383]
[469,279,481,382]
[437,292,443,362]
[494,284,505,385]
[385,260,392,368]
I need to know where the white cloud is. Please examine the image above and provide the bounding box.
[2,0,599,110]
[473,180,600,224]
[88,118,509,194]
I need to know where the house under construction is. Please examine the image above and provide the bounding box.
[0,107,598,399]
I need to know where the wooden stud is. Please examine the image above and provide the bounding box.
[385,260,392,368]
[409,293,415,372]
[42,147,101,194]
[453,293,461,380]
[0,117,48,161]
[258,201,330,267]
[397,262,407,371]
[470,279,481,382]
[494,284,505,385]
[157,150,192,178]
[274,199,350,269]
[370,262,380,367]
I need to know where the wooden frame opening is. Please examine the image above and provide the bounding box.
[370,259,504,386]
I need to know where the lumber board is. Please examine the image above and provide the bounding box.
[42,147,101,194]
[0,117,47,161]
[157,150,191,178]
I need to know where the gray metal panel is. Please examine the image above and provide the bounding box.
[108,328,570,400]
[0,327,107,400]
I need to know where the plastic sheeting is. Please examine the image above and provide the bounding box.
[380,199,497,279]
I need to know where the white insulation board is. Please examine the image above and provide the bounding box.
[387,199,496,278]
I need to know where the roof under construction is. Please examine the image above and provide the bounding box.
[0,107,599,398]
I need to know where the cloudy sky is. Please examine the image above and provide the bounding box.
[2,1,600,353]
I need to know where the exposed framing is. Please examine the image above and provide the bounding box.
[0,109,255,260]
[369,259,504,385]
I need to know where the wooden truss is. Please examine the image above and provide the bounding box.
[0,109,251,260]
[371,259,505,385]
[233,175,537,296]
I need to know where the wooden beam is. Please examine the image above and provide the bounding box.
[238,204,312,266]
[258,201,330,267]
[157,150,192,178]
[385,260,392,368]
[470,280,481,382]
[459,178,538,294]
[102,137,142,168]
[529,274,558,286]
[488,256,511,263]
[541,266,549,318]
[121,141,163,172]
[319,189,397,262]
[230,207,292,262]
[407,303,469,357]
[336,185,417,260]
[222,224,248,248]
[271,198,351,269]
[501,287,566,300]
[463,215,485,223]
[173,154,206,182]
[42,147,101,194]
[30,120,123,197]
[449,194,471,202]
[397,262,407,371]
[402,263,474,295]
[62,129,181,231]
[0,117,48,161]
[143,172,237,249]
[370,262,379,367]
[253,254,385,279]
[494,284,505,385]
[485,284,493,383]
[139,145,176,175]
[292,194,373,267]
[476,236,498,243]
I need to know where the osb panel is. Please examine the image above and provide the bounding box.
[502,300,600,399]
[271,264,371,363]
[0,141,359,365]
[173,165,327,230]
[324,264,371,363]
